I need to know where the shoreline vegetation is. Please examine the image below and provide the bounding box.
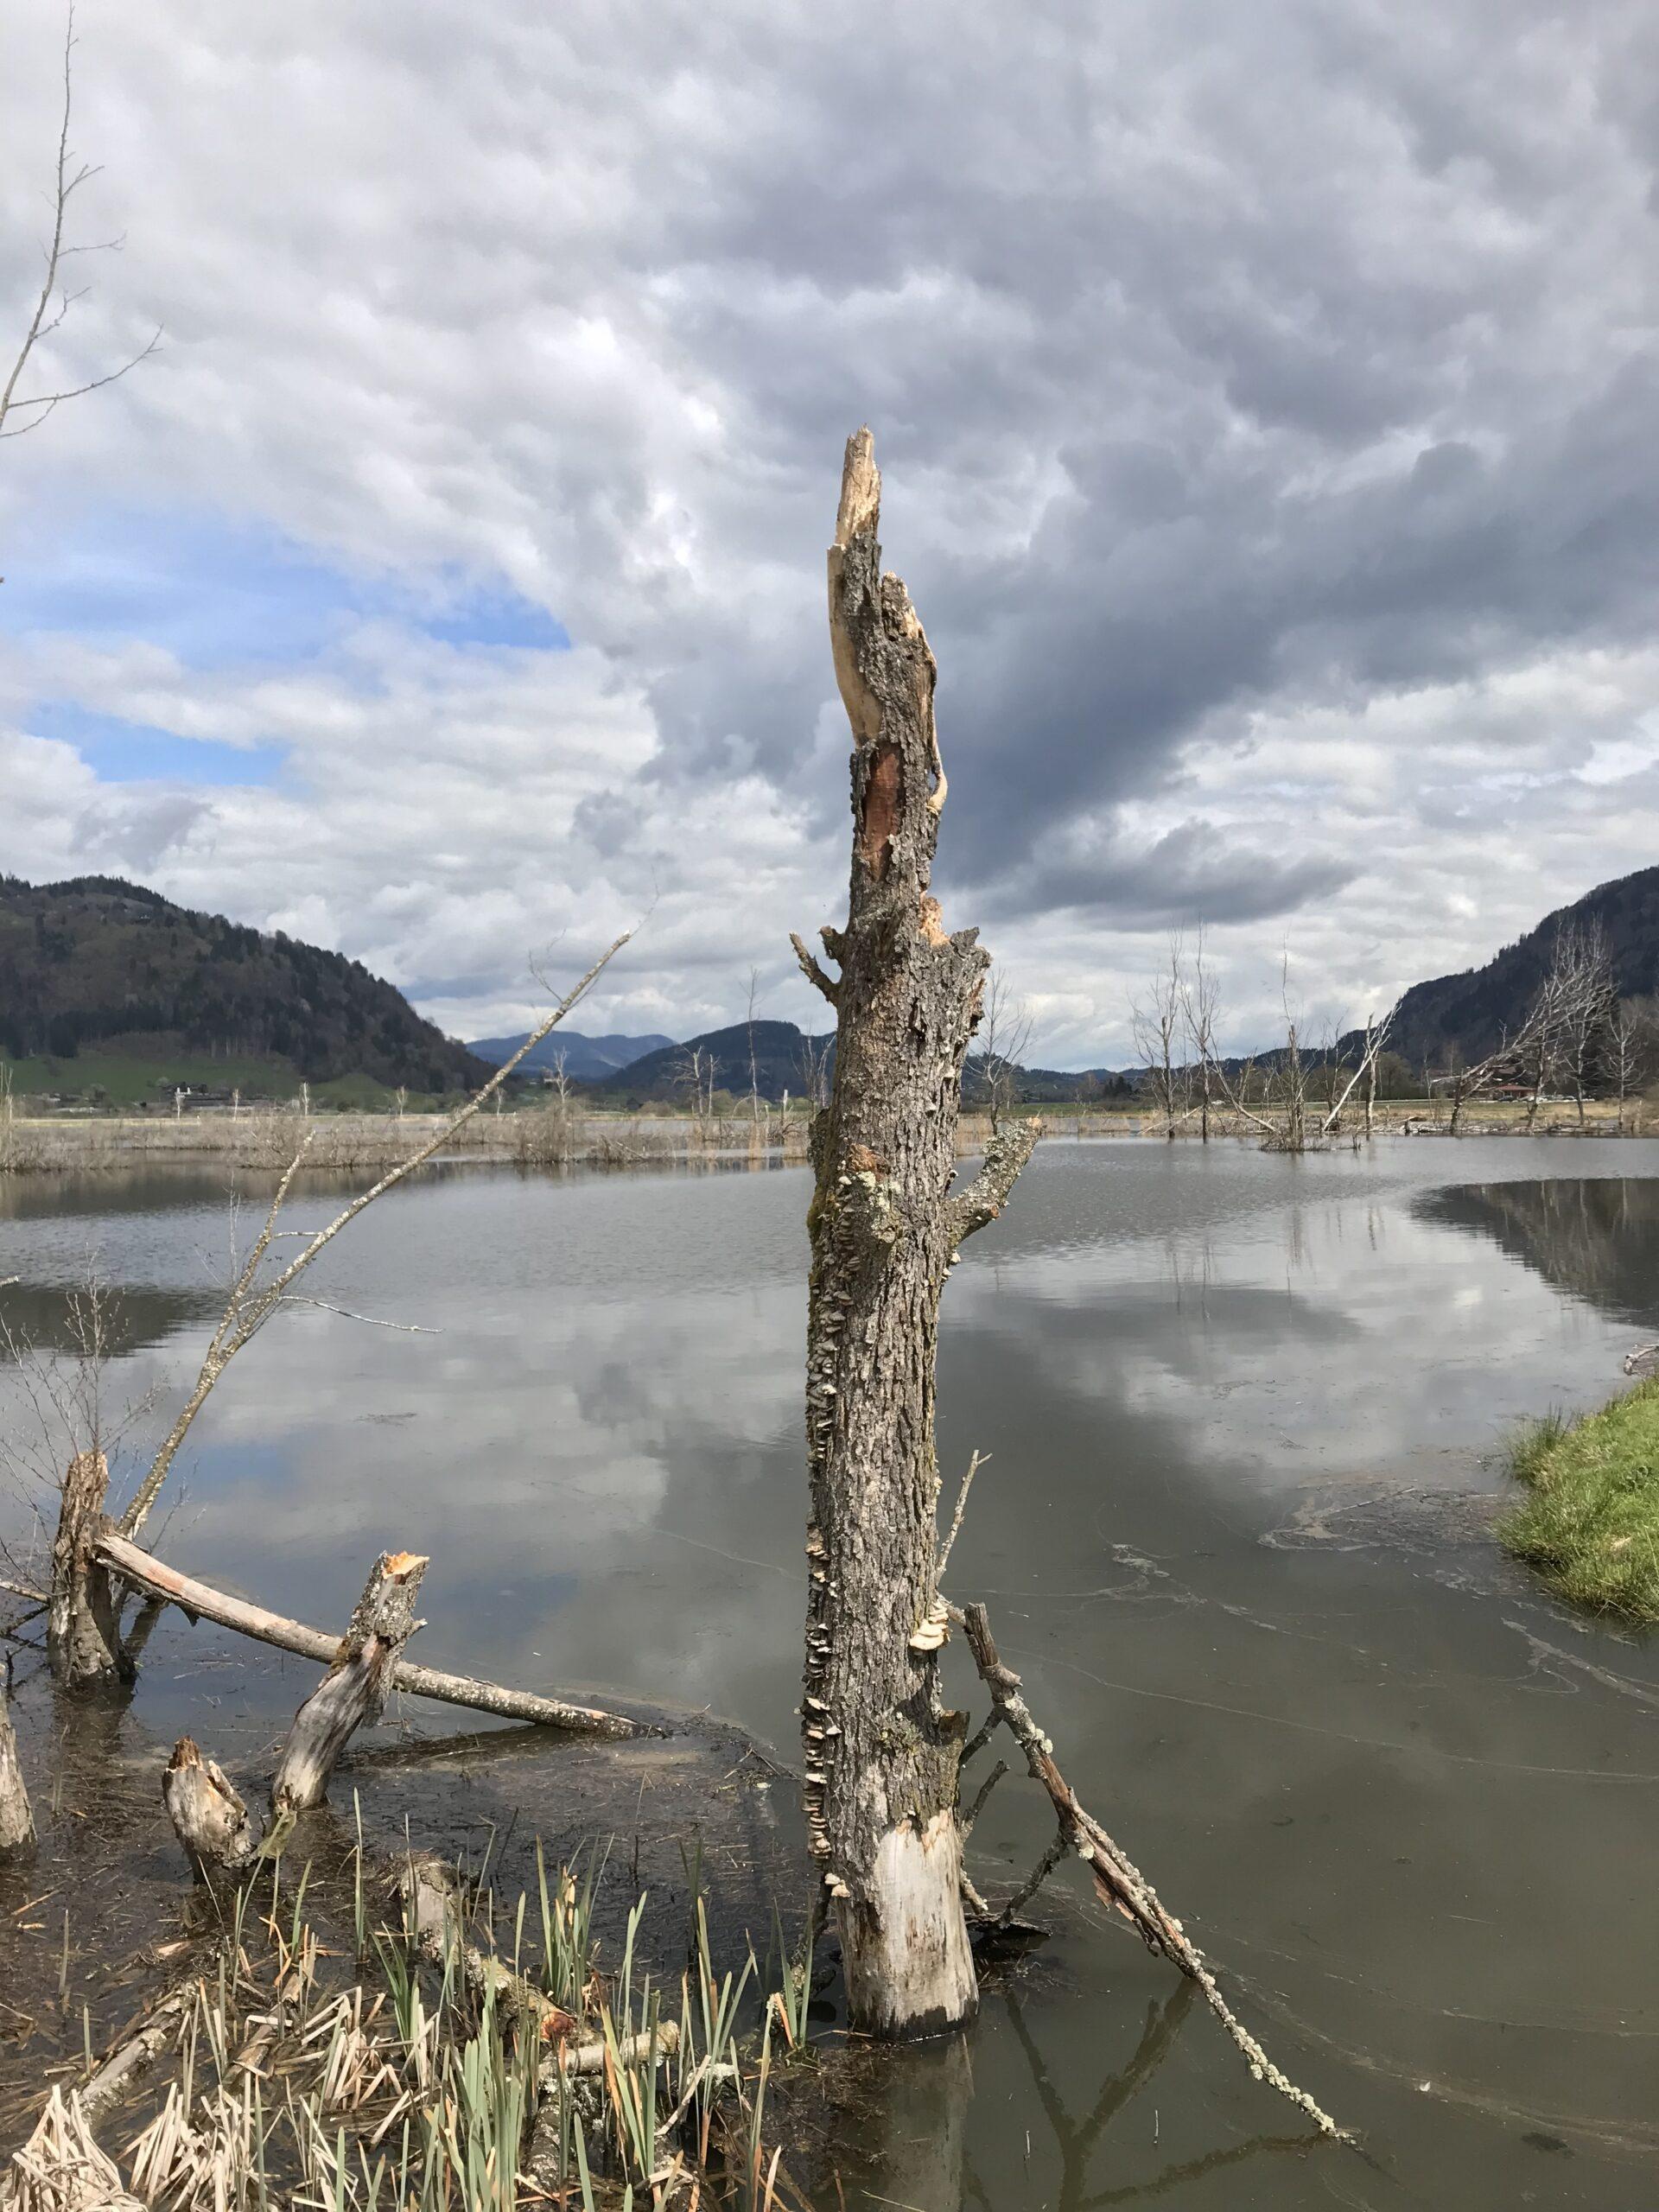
[0,1092,1651,1177]
[1501,1378,1659,1625]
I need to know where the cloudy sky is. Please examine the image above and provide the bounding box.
[3,2,1657,1065]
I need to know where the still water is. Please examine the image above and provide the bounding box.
[3,1138,1659,2207]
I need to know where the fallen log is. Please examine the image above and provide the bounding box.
[961,1601,1347,2142]
[94,1528,655,1739]
[273,1550,428,1811]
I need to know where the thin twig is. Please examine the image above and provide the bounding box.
[937,1449,985,1580]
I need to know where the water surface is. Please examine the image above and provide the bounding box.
[4,1137,1659,2207]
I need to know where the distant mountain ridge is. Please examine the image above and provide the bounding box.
[0,874,489,1094]
[1376,865,1659,1069]
[467,1027,675,1077]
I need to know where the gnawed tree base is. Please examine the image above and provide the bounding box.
[48,1454,126,1691]
[273,1549,428,1811]
[162,1738,257,1878]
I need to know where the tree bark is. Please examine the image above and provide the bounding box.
[48,1452,127,1689]
[794,429,1038,2038]
[0,1662,35,1860]
[271,1549,428,1810]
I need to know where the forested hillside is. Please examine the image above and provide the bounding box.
[0,875,488,1094]
[1385,866,1659,1068]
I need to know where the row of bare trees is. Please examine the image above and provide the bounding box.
[1130,935,1397,1153]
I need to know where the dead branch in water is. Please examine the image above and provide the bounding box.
[96,1528,654,1738]
[960,1601,1348,2141]
[119,931,633,1544]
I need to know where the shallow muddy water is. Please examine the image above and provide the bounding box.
[5,1138,1659,2206]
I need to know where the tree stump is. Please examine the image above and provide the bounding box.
[48,1452,126,1689]
[271,1549,428,1811]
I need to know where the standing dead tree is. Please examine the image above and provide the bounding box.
[1129,937,1186,1139]
[2,6,159,445]
[789,429,1039,2037]
[979,969,1034,1131]
[1442,920,1617,1134]
[1180,931,1221,1141]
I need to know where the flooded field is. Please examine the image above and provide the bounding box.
[3,1137,1659,2207]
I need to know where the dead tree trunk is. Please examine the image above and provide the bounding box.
[271,1550,428,1811]
[790,430,1039,2037]
[48,1452,126,1689]
[0,1661,35,1860]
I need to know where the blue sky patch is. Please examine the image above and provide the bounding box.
[3,504,569,669]
[32,702,284,788]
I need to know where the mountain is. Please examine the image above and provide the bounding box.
[594,1020,835,1102]
[1381,866,1659,1070]
[0,874,490,1095]
[467,1027,676,1078]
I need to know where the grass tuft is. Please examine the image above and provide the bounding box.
[1499,1377,1659,1624]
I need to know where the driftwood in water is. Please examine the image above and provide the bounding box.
[272,1550,428,1811]
[48,1452,126,1689]
[95,1528,653,1738]
[162,1738,257,1877]
[0,1659,34,1860]
[960,1602,1346,2140]
[791,429,1039,2037]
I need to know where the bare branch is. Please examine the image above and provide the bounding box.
[119,929,632,1539]
[949,1118,1041,1246]
[790,931,840,1006]
[0,8,158,444]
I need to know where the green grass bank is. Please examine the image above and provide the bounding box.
[1501,1376,1659,1624]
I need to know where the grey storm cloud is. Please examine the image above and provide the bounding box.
[2,0,1658,1058]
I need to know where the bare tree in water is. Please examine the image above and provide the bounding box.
[979,969,1033,1130]
[1130,937,1185,1138]
[790,431,1039,2035]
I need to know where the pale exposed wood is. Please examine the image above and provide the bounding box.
[96,1529,653,1738]
[0,1662,35,1861]
[797,429,1036,2037]
[272,1551,429,1811]
[162,1737,256,1877]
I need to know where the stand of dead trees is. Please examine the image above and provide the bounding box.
[1440,918,1651,1132]
[1131,936,1397,1154]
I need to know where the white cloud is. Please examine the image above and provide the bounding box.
[3,0,1657,1060]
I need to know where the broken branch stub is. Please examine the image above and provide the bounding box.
[271,1549,428,1811]
[798,429,1037,2039]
